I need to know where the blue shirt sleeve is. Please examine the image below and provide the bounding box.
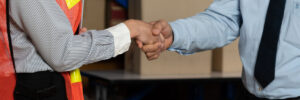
[168,0,241,55]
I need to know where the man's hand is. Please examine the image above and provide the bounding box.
[79,27,87,34]
[142,20,174,60]
[124,19,162,44]
[124,19,165,60]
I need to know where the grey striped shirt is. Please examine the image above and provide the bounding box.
[9,0,131,73]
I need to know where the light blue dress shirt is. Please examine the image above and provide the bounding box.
[169,0,300,99]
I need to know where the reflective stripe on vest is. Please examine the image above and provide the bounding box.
[56,0,84,100]
[0,0,17,99]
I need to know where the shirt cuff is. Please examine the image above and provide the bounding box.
[106,23,131,57]
[167,22,191,55]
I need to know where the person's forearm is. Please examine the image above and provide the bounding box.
[168,0,241,54]
[11,0,122,72]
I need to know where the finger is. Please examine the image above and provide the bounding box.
[147,54,160,60]
[145,48,161,57]
[80,27,87,32]
[149,21,156,25]
[159,34,166,50]
[79,27,87,33]
[159,34,165,44]
[142,42,161,52]
[136,40,143,48]
[152,35,161,44]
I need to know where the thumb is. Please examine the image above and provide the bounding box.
[152,21,163,36]
[160,24,172,39]
[136,40,143,48]
[153,20,172,38]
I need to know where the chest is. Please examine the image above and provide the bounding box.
[240,0,299,24]
[239,0,300,47]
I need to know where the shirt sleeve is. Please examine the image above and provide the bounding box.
[106,23,131,57]
[168,0,241,55]
[10,0,130,72]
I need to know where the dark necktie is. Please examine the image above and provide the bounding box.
[254,0,286,88]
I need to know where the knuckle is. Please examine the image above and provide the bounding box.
[155,49,161,53]
[146,53,152,57]
[143,47,150,52]
[142,47,146,51]
[145,47,152,52]
[147,55,151,59]
[153,55,159,59]
[154,45,159,50]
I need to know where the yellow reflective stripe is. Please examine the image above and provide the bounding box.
[70,69,82,83]
[65,0,80,9]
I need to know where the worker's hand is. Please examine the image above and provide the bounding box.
[141,20,174,60]
[79,27,87,34]
[124,19,163,44]
[124,19,165,60]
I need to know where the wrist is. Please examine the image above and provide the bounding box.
[124,19,139,38]
[165,32,174,49]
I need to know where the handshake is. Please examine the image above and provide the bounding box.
[124,19,173,60]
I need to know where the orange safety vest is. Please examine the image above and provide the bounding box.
[0,0,16,100]
[0,0,84,100]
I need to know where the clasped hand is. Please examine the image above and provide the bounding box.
[125,20,173,60]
